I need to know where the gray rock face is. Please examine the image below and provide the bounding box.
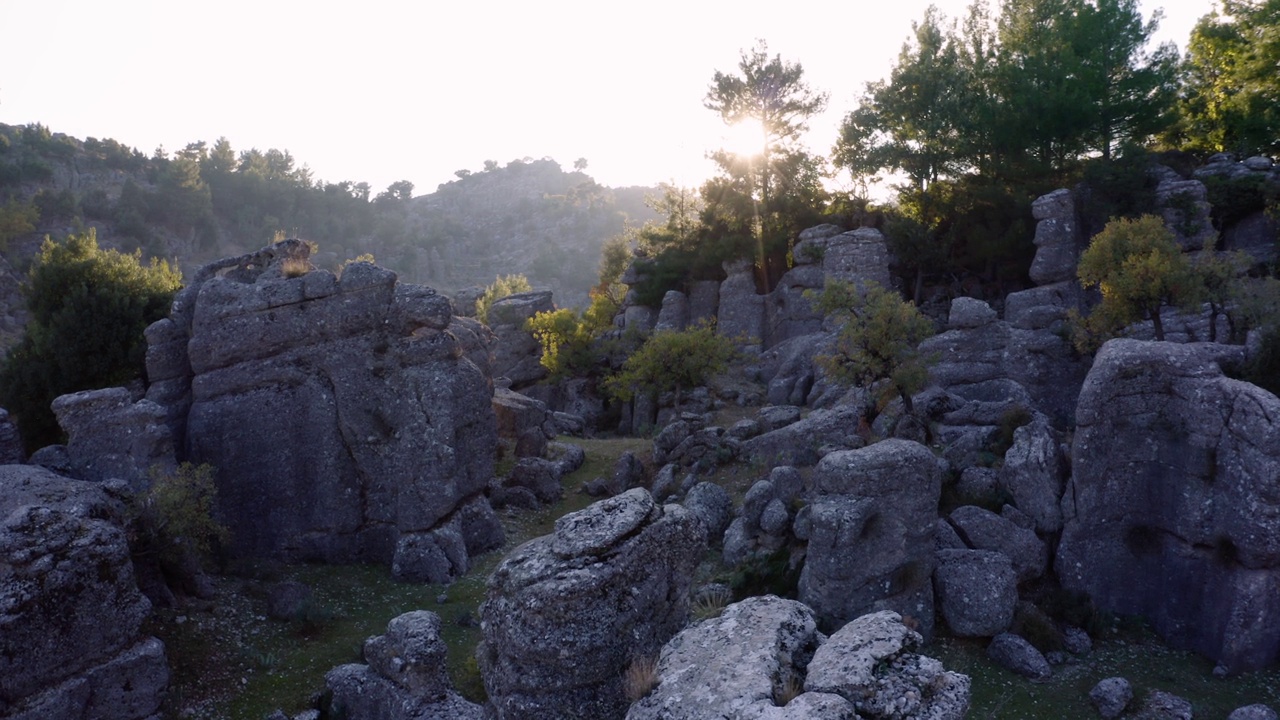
[948,297,998,329]
[1224,211,1280,267]
[986,633,1051,679]
[718,260,765,351]
[687,280,721,326]
[492,387,553,458]
[1230,705,1279,720]
[1090,677,1133,720]
[625,596,827,720]
[765,264,825,346]
[760,332,836,407]
[792,224,845,265]
[655,290,689,331]
[326,611,483,720]
[823,228,892,290]
[627,601,969,720]
[1058,339,1280,672]
[488,290,555,388]
[146,244,498,574]
[51,387,175,491]
[0,465,168,719]
[998,416,1066,533]
[742,403,866,467]
[1157,178,1216,250]
[0,408,24,464]
[805,610,970,719]
[933,549,1017,637]
[683,481,733,544]
[480,489,705,719]
[800,439,941,637]
[948,505,1047,582]
[1029,188,1081,285]
[1136,690,1193,720]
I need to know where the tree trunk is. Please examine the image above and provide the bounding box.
[1150,308,1165,341]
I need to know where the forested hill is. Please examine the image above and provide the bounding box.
[0,123,660,307]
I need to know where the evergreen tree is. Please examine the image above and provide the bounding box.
[0,229,182,450]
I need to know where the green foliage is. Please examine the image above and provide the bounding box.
[525,293,616,381]
[0,229,182,449]
[135,463,228,570]
[1075,215,1199,348]
[1173,0,1280,157]
[811,280,936,412]
[1245,324,1280,396]
[1202,173,1276,230]
[475,273,533,325]
[602,323,738,406]
[0,199,38,250]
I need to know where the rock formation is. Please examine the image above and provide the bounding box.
[1058,338,1280,672]
[325,610,484,719]
[0,465,168,719]
[798,439,941,637]
[143,241,502,578]
[626,599,969,720]
[479,488,704,719]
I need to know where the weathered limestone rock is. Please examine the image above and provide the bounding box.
[625,596,827,720]
[948,505,1047,582]
[492,387,553,458]
[986,633,1051,679]
[0,408,24,464]
[1028,189,1081,285]
[933,549,1018,637]
[146,244,498,575]
[998,416,1067,533]
[51,387,175,491]
[1058,339,1280,672]
[325,611,483,719]
[822,228,892,290]
[687,280,720,326]
[718,260,765,351]
[741,403,866,468]
[627,601,969,720]
[805,610,970,719]
[0,466,168,719]
[1156,178,1216,250]
[480,489,704,719]
[489,290,554,388]
[765,264,825,346]
[1090,677,1134,719]
[799,439,941,637]
[1136,690,1193,720]
[1225,211,1280,267]
[683,480,732,545]
[1230,705,1279,720]
[948,296,998,329]
[792,224,845,265]
[655,290,689,331]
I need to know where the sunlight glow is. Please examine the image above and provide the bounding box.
[719,118,768,159]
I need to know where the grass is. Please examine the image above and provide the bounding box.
[928,629,1280,719]
[151,436,651,719]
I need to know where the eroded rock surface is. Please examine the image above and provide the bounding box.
[480,488,704,719]
[1058,339,1280,672]
[145,242,499,575]
[0,465,168,719]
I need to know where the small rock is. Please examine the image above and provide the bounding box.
[758,499,790,537]
[986,633,1051,679]
[1064,626,1092,655]
[1229,704,1279,720]
[1137,690,1193,720]
[1090,677,1133,719]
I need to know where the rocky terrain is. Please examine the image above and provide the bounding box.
[2,154,1280,719]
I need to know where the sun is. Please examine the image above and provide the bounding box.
[719,117,767,158]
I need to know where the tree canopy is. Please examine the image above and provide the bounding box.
[0,229,182,450]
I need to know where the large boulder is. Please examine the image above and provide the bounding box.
[933,549,1018,637]
[325,610,484,719]
[822,228,892,290]
[488,290,555,388]
[1028,189,1081,285]
[51,387,176,491]
[718,260,765,351]
[627,600,969,720]
[0,465,168,719]
[479,488,705,719]
[146,245,499,575]
[1058,339,1280,672]
[799,439,941,637]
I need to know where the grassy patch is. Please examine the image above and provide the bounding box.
[152,435,652,719]
[928,630,1280,719]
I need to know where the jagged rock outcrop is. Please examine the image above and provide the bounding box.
[947,505,1047,582]
[488,290,554,388]
[1058,339,1280,672]
[718,260,766,351]
[144,242,501,576]
[325,611,483,719]
[822,228,893,290]
[492,387,554,458]
[626,600,969,720]
[479,488,704,719]
[741,401,866,468]
[49,387,175,491]
[0,465,168,719]
[799,439,941,638]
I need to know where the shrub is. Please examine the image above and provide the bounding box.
[133,463,228,571]
[524,290,619,379]
[810,280,935,413]
[475,273,532,325]
[0,229,182,449]
[602,322,738,408]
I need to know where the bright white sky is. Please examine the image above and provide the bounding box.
[1,0,1208,197]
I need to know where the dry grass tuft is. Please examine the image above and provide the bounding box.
[774,672,804,706]
[692,584,733,620]
[623,655,661,703]
[281,257,311,278]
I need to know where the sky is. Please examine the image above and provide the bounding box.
[1,0,1210,197]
